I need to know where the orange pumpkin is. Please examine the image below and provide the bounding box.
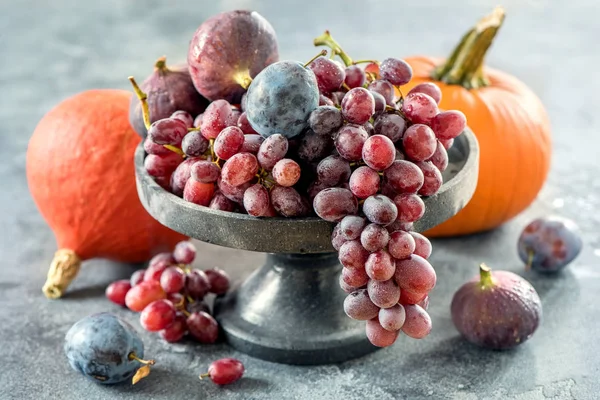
[27,89,186,299]
[401,8,552,237]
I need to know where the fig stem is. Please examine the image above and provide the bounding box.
[479,263,494,289]
[154,56,169,73]
[128,76,151,130]
[313,30,353,67]
[304,49,328,68]
[233,71,253,90]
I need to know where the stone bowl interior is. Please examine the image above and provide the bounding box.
[135,129,479,254]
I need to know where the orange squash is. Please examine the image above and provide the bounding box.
[27,89,186,299]
[402,8,552,237]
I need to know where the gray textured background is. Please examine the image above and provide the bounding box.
[1,0,599,399]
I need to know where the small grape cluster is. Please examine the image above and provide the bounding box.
[106,240,230,344]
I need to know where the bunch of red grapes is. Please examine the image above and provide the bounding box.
[106,240,230,344]
[137,51,465,347]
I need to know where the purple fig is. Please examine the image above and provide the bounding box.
[518,216,582,273]
[451,264,542,350]
[187,10,279,104]
[129,57,209,138]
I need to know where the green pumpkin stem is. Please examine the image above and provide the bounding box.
[431,7,505,89]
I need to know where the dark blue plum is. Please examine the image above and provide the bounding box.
[246,60,319,139]
[518,216,582,272]
[64,313,145,384]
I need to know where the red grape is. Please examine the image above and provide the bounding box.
[344,65,366,88]
[209,191,236,211]
[402,124,437,162]
[257,134,288,171]
[160,313,188,343]
[313,188,358,222]
[167,292,185,308]
[240,134,264,154]
[160,266,186,294]
[218,178,251,204]
[386,220,414,233]
[319,94,335,106]
[341,88,375,125]
[402,304,432,339]
[440,138,454,150]
[384,160,424,194]
[187,300,211,315]
[190,160,220,184]
[431,110,466,140]
[270,186,309,217]
[183,179,215,206]
[204,358,245,385]
[237,112,258,135]
[125,281,166,312]
[148,118,188,146]
[130,269,146,287]
[105,280,131,306]
[297,130,333,162]
[331,223,349,252]
[365,250,396,281]
[374,113,406,143]
[364,62,380,77]
[344,289,380,320]
[367,278,400,309]
[399,289,427,305]
[317,155,351,187]
[338,240,369,270]
[394,254,436,294]
[171,157,200,197]
[144,137,171,155]
[394,193,425,223]
[379,58,412,86]
[194,113,204,128]
[309,56,345,93]
[362,135,395,171]
[360,223,390,252]
[428,140,449,172]
[368,80,395,105]
[309,106,344,137]
[363,195,398,226]
[171,110,194,128]
[145,253,174,282]
[140,299,176,332]
[409,232,432,259]
[417,295,430,310]
[366,317,399,347]
[221,153,259,186]
[226,109,241,128]
[370,91,387,114]
[243,183,271,217]
[339,273,362,294]
[402,92,439,125]
[334,124,369,161]
[341,266,369,288]
[186,269,211,300]
[214,127,244,160]
[340,216,367,240]
[272,159,301,187]
[144,153,182,178]
[407,83,442,105]
[187,311,219,343]
[201,100,233,139]
[415,161,442,197]
[205,267,230,295]
[349,166,380,199]
[379,304,406,331]
[388,230,416,260]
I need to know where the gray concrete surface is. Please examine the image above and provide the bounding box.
[1,0,598,399]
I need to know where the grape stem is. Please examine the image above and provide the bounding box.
[164,145,186,157]
[431,7,505,89]
[313,31,353,66]
[303,49,328,68]
[352,59,380,65]
[479,263,495,289]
